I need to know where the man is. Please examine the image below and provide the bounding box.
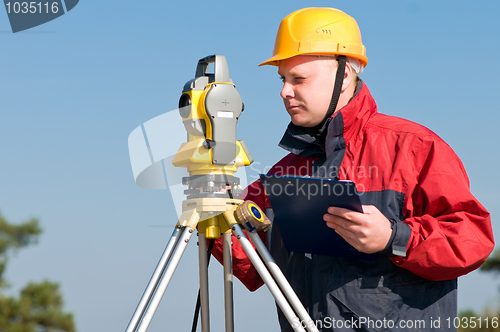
[212,7,494,331]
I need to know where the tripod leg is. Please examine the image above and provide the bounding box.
[126,227,182,332]
[223,232,234,332]
[131,226,195,332]
[231,225,307,332]
[198,233,211,332]
[247,232,319,332]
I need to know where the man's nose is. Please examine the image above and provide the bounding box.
[280,82,294,99]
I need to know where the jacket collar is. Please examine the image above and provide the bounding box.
[279,80,378,157]
[332,80,377,145]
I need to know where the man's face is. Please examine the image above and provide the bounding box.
[278,55,336,127]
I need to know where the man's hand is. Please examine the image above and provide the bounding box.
[323,205,392,254]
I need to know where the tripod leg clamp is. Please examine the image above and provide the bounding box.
[176,208,201,229]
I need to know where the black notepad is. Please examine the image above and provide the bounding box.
[260,174,374,259]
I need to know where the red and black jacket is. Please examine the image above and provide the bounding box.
[213,81,494,331]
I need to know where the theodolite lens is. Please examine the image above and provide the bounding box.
[179,93,192,118]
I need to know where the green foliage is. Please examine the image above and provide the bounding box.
[0,212,75,332]
[481,249,500,273]
[0,280,75,332]
[0,213,41,289]
[457,248,500,331]
[458,309,499,332]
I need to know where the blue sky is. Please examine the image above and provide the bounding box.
[1,1,499,331]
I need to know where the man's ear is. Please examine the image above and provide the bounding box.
[341,62,355,92]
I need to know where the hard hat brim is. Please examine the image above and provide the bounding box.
[259,52,299,67]
[259,51,368,67]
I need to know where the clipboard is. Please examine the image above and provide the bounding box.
[260,174,374,259]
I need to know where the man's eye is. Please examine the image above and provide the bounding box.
[280,77,285,83]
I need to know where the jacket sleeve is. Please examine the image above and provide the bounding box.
[391,136,494,280]
[210,180,267,291]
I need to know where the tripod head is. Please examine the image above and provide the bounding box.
[173,55,253,199]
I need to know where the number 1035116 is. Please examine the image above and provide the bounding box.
[5,2,60,14]
[446,316,498,329]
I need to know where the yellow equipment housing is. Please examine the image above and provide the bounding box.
[173,55,253,177]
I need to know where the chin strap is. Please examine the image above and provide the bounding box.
[315,55,347,133]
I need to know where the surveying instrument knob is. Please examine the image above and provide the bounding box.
[126,55,318,332]
[235,201,271,233]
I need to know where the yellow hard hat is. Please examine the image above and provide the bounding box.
[260,7,367,67]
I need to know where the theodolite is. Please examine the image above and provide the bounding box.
[125,55,318,332]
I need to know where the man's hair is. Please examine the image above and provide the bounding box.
[316,55,360,84]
